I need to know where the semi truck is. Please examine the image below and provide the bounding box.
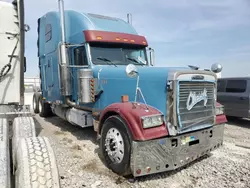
[0,0,60,187]
[33,0,227,177]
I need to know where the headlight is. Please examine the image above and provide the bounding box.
[141,114,164,129]
[216,105,224,115]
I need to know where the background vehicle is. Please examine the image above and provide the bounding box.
[33,0,226,177]
[217,77,250,118]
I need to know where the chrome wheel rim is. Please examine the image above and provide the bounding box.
[32,97,36,110]
[39,100,42,113]
[105,128,124,164]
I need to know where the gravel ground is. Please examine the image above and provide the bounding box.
[32,114,250,188]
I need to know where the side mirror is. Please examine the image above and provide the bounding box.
[24,24,30,32]
[211,63,223,73]
[125,64,138,78]
[148,47,155,66]
[24,56,26,72]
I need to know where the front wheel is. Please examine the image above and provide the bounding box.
[39,97,52,117]
[32,92,40,114]
[100,115,132,176]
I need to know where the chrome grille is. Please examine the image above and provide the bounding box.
[178,81,215,130]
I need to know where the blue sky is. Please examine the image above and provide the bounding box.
[4,0,250,77]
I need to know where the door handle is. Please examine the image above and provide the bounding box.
[239,97,247,100]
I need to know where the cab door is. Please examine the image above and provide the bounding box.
[72,45,89,101]
[223,79,249,118]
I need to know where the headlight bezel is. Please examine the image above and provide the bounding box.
[216,105,224,115]
[141,114,164,129]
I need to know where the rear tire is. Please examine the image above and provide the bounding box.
[100,115,132,176]
[15,137,60,188]
[0,118,10,188]
[12,117,36,170]
[39,96,52,117]
[33,92,40,114]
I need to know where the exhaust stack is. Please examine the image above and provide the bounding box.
[58,0,72,96]
[127,13,132,25]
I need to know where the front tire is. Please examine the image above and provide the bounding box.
[100,115,132,176]
[32,93,40,114]
[39,97,52,117]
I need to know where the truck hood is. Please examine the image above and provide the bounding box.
[92,65,189,116]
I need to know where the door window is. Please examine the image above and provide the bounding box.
[225,80,247,93]
[74,46,88,66]
[217,79,226,92]
[45,24,52,42]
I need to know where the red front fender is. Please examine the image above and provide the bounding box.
[99,102,169,141]
[216,102,227,124]
[216,114,227,124]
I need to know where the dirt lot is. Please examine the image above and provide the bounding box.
[33,114,250,188]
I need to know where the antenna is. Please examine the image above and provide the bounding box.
[127,13,132,25]
[188,65,199,70]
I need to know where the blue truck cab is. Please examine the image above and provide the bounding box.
[33,2,225,177]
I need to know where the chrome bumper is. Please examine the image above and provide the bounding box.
[130,124,225,177]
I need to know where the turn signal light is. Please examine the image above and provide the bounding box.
[146,167,151,173]
[136,169,141,174]
[121,95,129,103]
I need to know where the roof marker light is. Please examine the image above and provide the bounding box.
[96,36,102,40]
[116,37,120,41]
[130,39,135,43]
[123,38,128,42]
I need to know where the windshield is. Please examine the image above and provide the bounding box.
[89,43,148,66]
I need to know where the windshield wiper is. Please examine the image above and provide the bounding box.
[126,57,144,66]
[96,57,117,67]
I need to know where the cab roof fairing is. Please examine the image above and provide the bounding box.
[39,10,140,44]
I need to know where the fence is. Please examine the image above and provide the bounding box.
[24,77,40,92]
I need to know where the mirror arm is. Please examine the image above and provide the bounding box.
[24,56,26,72]
[134,73,140,102]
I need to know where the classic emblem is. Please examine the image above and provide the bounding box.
[186,88,208,110]
[191,75,204,80]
